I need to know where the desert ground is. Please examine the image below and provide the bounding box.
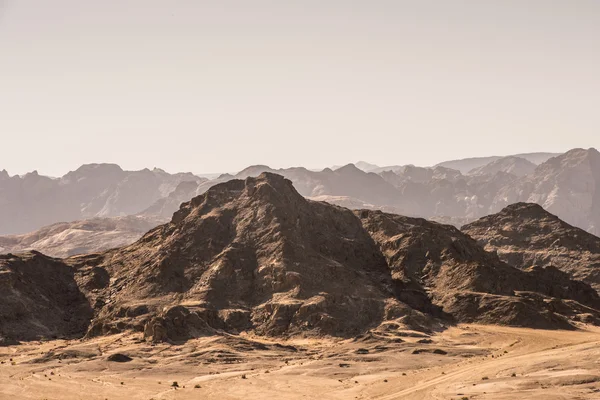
[1,324,599,400]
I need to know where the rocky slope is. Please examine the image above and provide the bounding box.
[462,203,600,291]
[0,252,93,344]
[0,164,204,235]
[1,173,599,345]
[0,215,167,258]
[357,210,600,329]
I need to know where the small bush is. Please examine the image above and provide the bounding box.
[171,381,179,388]
[482,376,489,380]
[194,384,201,389]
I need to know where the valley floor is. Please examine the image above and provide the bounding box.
[1,325,599,400]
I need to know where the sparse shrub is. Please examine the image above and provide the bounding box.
[482,376,489,380]
[241,374,247,379]
[194,384,201,389]
[171,381,179,388]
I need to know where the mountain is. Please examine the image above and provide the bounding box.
[0,164,205,235]
[467,156,537,177]
[435,152,559,174]
[138,148,600,236]
[1,173,598,345]
[0,215,167,258]
[462,203,600,292]
[491,148,600,234]
[331,161,381,172]
[142,164,404,219]
[357,210,600,329]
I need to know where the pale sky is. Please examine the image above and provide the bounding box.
[1,1,598,176]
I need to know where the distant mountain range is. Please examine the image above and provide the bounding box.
[136,148,600,236]
[0,149,598,251]
[0,164,205,235]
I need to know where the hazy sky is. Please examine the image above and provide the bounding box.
[1,1,599,176]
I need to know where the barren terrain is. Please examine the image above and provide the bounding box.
[2,324,599,400]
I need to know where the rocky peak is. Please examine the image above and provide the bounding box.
[463,203,600,290]
[333,163,364,175]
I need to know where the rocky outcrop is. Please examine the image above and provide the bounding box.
[462,202,600,291]
[356,210,600,329]
[0,252,93,343]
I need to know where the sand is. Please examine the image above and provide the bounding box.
[1,325,599,400]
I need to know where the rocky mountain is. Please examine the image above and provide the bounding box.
[357,210,600,329]
[1,173,598,345]
[462,203,600,292]
[0,215,167,258]
[0,164,205,235]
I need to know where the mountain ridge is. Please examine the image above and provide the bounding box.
[2,173,599,346]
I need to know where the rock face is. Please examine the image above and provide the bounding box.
[0,164,204,235]
[0,252,93,344]
[1,173,599,345]
[462,203,600,292]
[0,215,168,258]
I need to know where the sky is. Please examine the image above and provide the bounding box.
[1,1,599,176]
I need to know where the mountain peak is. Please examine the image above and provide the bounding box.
[334,163,363,174]
[235,165,273,178]
[463,202,600,291]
